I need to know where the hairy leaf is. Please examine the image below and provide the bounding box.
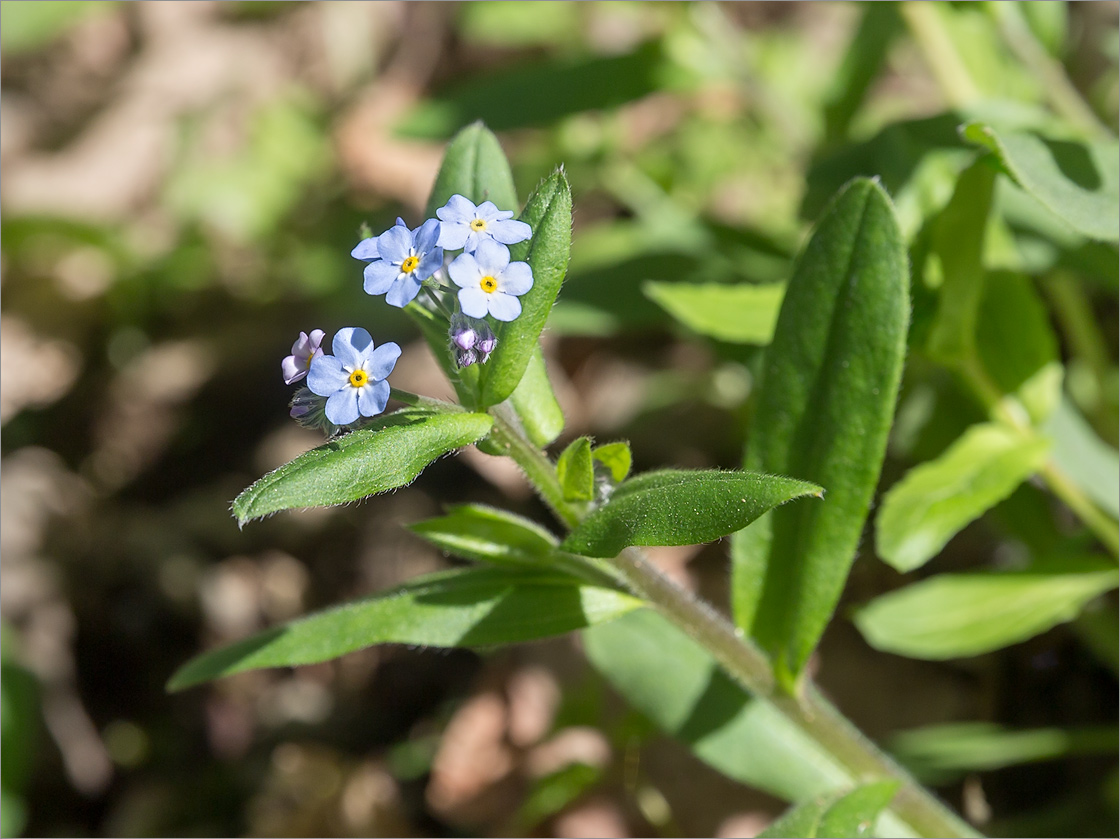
[424,120,518,218]
[643,281,785,344]
[758,782,900,839]
[732,178,910,683]
[562,469,821,559]
[556,437,595,502]
[876,423,1051,573]
[232,408,493,524]
[169,567,643,690]
[509,347,564,447]
[592,442,632,483]
[409,504,558,567]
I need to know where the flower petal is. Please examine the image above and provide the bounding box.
[416,248,444,280]
[282,356,306,385]
[489,218,532,245]
[474,239,511,274]
[436,194,476,223]
[437,221,470,250]
[457,287,490,319]
[486,291,522,322]
[290,332,310,356]
[499,261,533,296]
[308,329,326,349]
[376,224,412,263]
[476,201,500,221]
[413,218,441,253]
[351,238,379,262]
[385,275,422,308]
[358,379,391,418]
[325,387,361,426]
[364,260,402,295]
[332,327,374,370]
[448,253,480,289]
[307,354,348,396]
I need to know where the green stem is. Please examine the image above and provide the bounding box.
[900,2,983,109]
[491,408,979,838]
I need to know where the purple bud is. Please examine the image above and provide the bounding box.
[476,331,497,361]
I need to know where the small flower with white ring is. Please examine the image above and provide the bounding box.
[362,219,443,308]
[436,194,531,253]
[281,329,326,385]
[448,240,533,322]
[307,327,401,426]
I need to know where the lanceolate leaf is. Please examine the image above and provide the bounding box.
[876,423,1052,573]
[757,782,900,839]
[409,504,558,567]
[556,437,595,502]
[479,170,573,407]
[732,178,910,684]
[424,120,518,218]
[853,563,1119,660]
[509,347,564,447]
[562,470,821,559]
[643,281,785,344]
[168,567,644,690]
[962,123,1120,242]
[232,408,493,524]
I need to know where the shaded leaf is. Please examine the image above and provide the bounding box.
[758,782,900,839]
[424,120,518,218]
[732,178,909,683]
[232,408,493,524]
[509,347,564,447]
[963,123,1120,242]
[478,170,572,407]
[854,562,1118,660]
[563,470,821,559]
[876,423,1051,573]
[1044,396,1120,518]
[556,437,595,502]
[643,281,785,344]
[408,504,558,567]
[169,567,644,690]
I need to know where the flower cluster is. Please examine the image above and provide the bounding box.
[281,195,534,430]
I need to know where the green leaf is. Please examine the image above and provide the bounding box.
[424,121,518,218]
[562,469,821,559]
[853,563,1119,660]
[478,170,573,407]
[513,763,602,834]
[732,178,910,683]
[232,408,493,525]
[556,437,595,503]
[169,567,644,690]
[508,347,564,447]
[643,281,785,344]
[408,504,558,567]
[876,423,1052,573]
[925,158,996,365]
[1044,396,1120,519]
[582,610,853,802]
[891,722,1117,784]
[758,782,901,839]
[592,442,632,483]
[962,123,1120,242]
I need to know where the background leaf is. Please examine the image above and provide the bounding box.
[556,437,595,502]
[478,170,573,407]
[232,409,493,524]
[854,563,1119,660]
[562,469,821,559]
[508,347,565,446]
[1044,396,1120,518]
[643,281,785,344]
[424,120,519,218]
[731,178,910,682]
[758,781,900,839]
[962,123,1120,242]
[169,567,644,690]
[876,423,1051,573]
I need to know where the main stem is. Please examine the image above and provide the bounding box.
[489,413,979,839]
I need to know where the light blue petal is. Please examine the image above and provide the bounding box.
[458,287,490,318]
[413,218,441,252]
[367,341,402,380]
[448,252,480,289]
[358,379,391,417]
[436,194,476,223]
[489,218,532,245]
[376,224,412,263]
[474,239,511,274]
[325,387,361,426]
[333,327,374,370]
[416,247,444,280]
[487,291,522,322]
[438,221,470,250]
[476,201,500,220]
[385,275,422,308]
[307,355,347,397]
[364,260,402,295]
[351,238,379,261]
[499,261,533,296]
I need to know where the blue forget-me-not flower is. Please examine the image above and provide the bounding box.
[361,219,443,308]
[436,195,531,253]
[448,240,533,322]
[307,327,401,426]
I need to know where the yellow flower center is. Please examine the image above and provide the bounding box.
[479,275,498,293]
[349,369,369,388]
[470,218,487,232]
[400,255,420,273]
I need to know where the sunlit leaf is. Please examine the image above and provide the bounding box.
[556,437,595,502]
[409,504,558,567]
[758,782,900,839]
[424,120,519,218]
[643,281,785,344]
[592,442,632,484]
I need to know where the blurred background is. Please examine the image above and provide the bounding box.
[1,2,1117,836]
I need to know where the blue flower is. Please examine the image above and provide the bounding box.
[361,219,443,307]
[448,240,533,322]
[436,195,531,253]
[307,327,401,426]
[350,218,406,263]
[281,329,326,385]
